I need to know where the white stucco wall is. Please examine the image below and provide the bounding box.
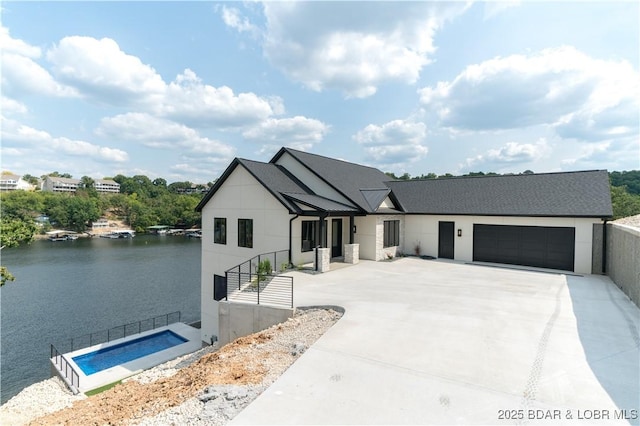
[354,215,404,261]
[403,215,601,274]
[200,165,291,344]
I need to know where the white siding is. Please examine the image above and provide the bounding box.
[200,166,291,344]
[403,215,601,274]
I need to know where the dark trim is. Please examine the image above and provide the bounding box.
[401,212,612,219]
[282,193,359,214]
[195,159,302,214]
[289,214,298,266]
[196,158,240,212]
[349,214,355,244]
[297,210,366,217]
[271,147,369,214]
[602,219,608,274]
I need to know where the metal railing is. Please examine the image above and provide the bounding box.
[224,250,293,308]
[65,311,181,352]
[50,344,80,393]
[49,311,181,392]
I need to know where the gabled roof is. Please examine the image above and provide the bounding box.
[196,158,312,213]
[271,148,395,213]
[386,170,613,218]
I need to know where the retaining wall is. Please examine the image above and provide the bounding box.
[606,222,640,308]
[218,302,294,346]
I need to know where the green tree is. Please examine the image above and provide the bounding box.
[78,176,98,198]
[0,218,37,286]
[22,174,39,186]
[610,185,640,219]
[610,171,640,196]
[0,190,44,221]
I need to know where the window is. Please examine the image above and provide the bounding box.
[301,221,318,252]
[214,218,226,244]
[383,220,400,248]
[238,219,253,248]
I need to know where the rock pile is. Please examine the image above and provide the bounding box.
[0,308,342,426]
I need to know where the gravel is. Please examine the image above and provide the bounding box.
[0,308,342,426]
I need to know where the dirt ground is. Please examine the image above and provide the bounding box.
[30,312,337,425]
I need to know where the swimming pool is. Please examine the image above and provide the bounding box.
[72,330,188,375]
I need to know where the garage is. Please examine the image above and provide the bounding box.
[473,224,575,271]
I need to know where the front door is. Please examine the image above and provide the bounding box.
[331,219,343,257]
[438,221,455,259]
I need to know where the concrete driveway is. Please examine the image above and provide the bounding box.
[232,258,640,425]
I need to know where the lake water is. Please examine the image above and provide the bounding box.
[0,234,201,404]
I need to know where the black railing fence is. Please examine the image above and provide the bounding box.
[50,345,80,393]
[62,311,181,353]
[50,311,181,393]
[223,250,293,308]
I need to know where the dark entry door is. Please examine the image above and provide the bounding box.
[331,219,343,257]
[438,221,455,259]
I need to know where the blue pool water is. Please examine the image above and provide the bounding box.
[72,330,188,375]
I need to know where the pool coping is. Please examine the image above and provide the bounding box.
[51,322,201,393]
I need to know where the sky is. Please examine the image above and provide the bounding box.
[1,1,639,184]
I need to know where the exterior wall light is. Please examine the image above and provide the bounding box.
[457,229,462,237]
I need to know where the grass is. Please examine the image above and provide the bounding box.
[85,380,122,396]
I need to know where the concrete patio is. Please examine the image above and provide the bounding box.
[231,257,640,425]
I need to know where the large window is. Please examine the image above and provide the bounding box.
[301,221,318,252]
[214,218,226,244]
[383,220,400,248]
[238,219,253,248]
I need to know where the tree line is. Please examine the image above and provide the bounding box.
[0,174,209,234]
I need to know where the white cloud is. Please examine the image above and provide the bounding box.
[156,69,279,128]
[1,96,28,115]
[97,112,235,159]
[353,119,428,168]
[256,2,468,98]
[0,26,77,97]
[220,5,260,37]
[483,1,520,20]
[242,116,329,144]
[461,139,550,171]
[419,46,640,142]
[44,35,284,128]
[0,25,41,58]
[47,36,166,105]
[561,141,612,167]
[1,116,128,163]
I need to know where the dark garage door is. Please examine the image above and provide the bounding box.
[473,224,575,271]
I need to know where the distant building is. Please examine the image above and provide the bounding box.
[42,176,80,193]
[42,177,120,193]
[175,184,210,195]
[94,179,120,193]
[0,173,36,191]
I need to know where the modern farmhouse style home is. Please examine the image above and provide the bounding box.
[196,147,613,343]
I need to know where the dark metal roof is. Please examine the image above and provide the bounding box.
[196,158,312,213]
[281,192,360,213]
[272,148,395,213]
[360,188,391,212]
[386,170,613,218]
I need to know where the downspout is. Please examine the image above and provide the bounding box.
[602,219,608,275]
[289,214,299,267]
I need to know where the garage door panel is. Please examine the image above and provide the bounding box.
[473,224,575,271]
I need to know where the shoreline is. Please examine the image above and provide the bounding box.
[0,308,342,426]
